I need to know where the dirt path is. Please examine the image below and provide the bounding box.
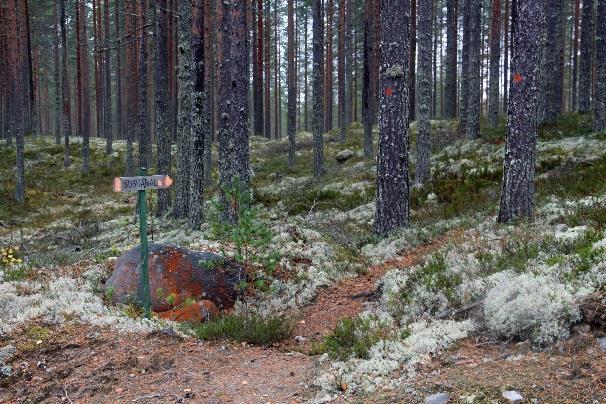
[289,230,462,347]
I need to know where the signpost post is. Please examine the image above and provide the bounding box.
[113,170,173,318]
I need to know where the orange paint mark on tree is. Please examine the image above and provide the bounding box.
[513,73,523,84]
[385,87,394,97]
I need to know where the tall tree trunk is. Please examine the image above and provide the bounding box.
[7,0,25,201]
[324,0,334,132]
[115,0,123,142]
[374,0,410,236]
[77,0,91,173]
[125,0,135,174]
[343,0,352,130]
[488,0,500,127]
[60,0,71,168]
[572,0,580,111]
[415,0,431,184]
[502,0,509,114]
[304,12,309,131]
[203,0,214,184]
[274,0,280,139]
[409,0,416,121]
[53,0,61,144]
[288,0,296,166]
[459,0,471,134]
[578,0,594,112]
[338,0,345,139]
[104,0,113,154]
[312,0,325,176]
[254,0,264,136]
[156,0,171,216]
[540,0,564,123]
[432,0,439,118]
[189,0,206,229]
[498,0,545,223]
[263,0,271,138]
[444,0,457,118]
[174,0,193,219]
[466,0,481,138]
[137,1,150,169]
[363,0,375,157]
[217,0,250,223]
[93,0,103,141]
[593,0,605,131]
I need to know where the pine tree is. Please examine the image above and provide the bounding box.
[488,0,500,127]
[287,0,297,166]
[115,0,123,143]
[156,0,172,216]
[217,0,250,223]
[374,0,411,236]
[444,0,457,118]
[312,0,325,176]
[60,0,71,168]
[415,0,431,184]
[459,0,470,134]
[466,0,482,138]
[103,0,113,155]
[578,0,594,113]
[189,0,206,229]
[174,0,193,219]
[53,0,61,145]
[498,0,545,223]
[324,0,334,132]
[593,0,605,131]
[572,0,580,111]
[540,0,564,123]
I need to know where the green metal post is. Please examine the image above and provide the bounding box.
[138,167,151,318]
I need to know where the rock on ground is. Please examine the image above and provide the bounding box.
[105,244,246,312]
[502,390,524,403]
[336,149,354,163]
[424,392,449,404]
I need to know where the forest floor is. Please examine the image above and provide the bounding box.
[1,115,606,403]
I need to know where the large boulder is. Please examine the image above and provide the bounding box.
[336,149,354,163]
[105,244,246,312]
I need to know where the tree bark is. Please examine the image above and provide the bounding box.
[415,0,431,184]
[274,0,280,139]
[104,0,113,154]
[189,0,206,229]
[539,0,564,123]
[77,0,91,172]
[409,0,416,121]
[288,0,296,166]
[53,0,61,144]
[254,0,264,136]
[155,0,171,216]
[374,0,411,236]
[593,0,605,131]
[444,0,457,118]
[488,0,501,127]
[264,0,270,138]
[498,0,545,223]
[203,0,214,184]
[338,0,345,138]
[343,0,352,132]
[324,0,334,132]
[502,0,509,114]
[137,1,150,169]
[217,0,250,223]
[312,0,325,176]
[466,0,482,139]
[174,0,193,219]
[459,0,470,134]
[115,0,123,141]
[578,0,594,113]
[572,0,580,111]
[60,0,71,168]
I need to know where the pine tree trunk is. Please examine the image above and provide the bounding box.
[115,0,123,142]
[53,0,61,144]
[444,0,457,118]
[593,0,606,131]
[578,0,594,113]
[498,0,545,223]
[189,0,206,229]
[312,0,325,176]
[409,0,416,121]
[502,0,509,114]
[304,13,309,132]
[572,0,580,111]
[539,0,564,123]
[324,0,334,132]
[60,0,71,168]
[459,0,471,134]
[254,0,264,137]
[363,0,374,157]
[288,0,296,166]
[125,0,135,174]
[466,0,481,139]
[156,0,171,216]
[343,0,352,131]
[415,0,431,184]
[488,0,501,127]
[7,0,25,201]
[76,0,91,173]
[104,0,113,154]
[338,0,345,139]
[174,0,193,219]
[274,0,280,139]
[374,0,410,236]
[93,0,103,142]
[217,0,250,224]
[263,0,270,139]
[203,0,214,184]
[137,1,150,169]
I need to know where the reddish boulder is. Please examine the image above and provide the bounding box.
[105,244,246,312]
[156,300,220,323]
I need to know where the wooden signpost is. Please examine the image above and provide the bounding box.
[113,168,173,318]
